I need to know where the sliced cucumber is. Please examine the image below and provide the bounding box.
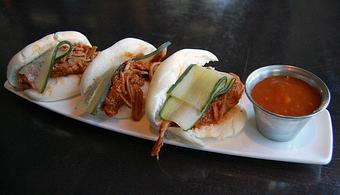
[77,63,125,115]
[83,69,115,115]
[132,41,171,62]
[160,65,236,130]
[160,97,201,130]
[167,64,196,94]
[89,71,114,115]
[54,41,73,63]
[19,54,49,83]
[169,65,226,111]
[29,48,54,93]
[34,41,72,93]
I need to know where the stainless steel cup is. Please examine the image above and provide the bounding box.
[245,65,330,141]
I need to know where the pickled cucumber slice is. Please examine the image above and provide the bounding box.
[34,41,72,93]
[160,65,235,130]
[132,41,171,62]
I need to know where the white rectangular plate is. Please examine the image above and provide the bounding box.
[4,81,333,164]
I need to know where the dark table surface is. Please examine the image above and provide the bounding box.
[1,0,340,194]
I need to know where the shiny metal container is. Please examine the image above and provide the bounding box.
[245,65,330,141]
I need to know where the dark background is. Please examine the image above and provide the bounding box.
[1,0,340,194]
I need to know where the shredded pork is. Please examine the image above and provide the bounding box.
[101,59,163,121]
[151,120,171,160]
[17,74,35,90]
[194,73,244,128]
[52,43,98,77]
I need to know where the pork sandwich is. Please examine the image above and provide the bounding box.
[146,49,247,159]
[79,38,170,120]
[7,31,98,101]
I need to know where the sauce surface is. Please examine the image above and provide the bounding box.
[251,76,321,116]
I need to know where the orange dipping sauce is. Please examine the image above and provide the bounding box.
[251,76,321,116]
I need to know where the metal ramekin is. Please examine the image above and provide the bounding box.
[245,65,330,141]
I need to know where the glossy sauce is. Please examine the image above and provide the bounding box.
[251,76,321,116]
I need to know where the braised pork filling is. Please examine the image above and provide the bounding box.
[101,60,161,121]
[194,73,244,128]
